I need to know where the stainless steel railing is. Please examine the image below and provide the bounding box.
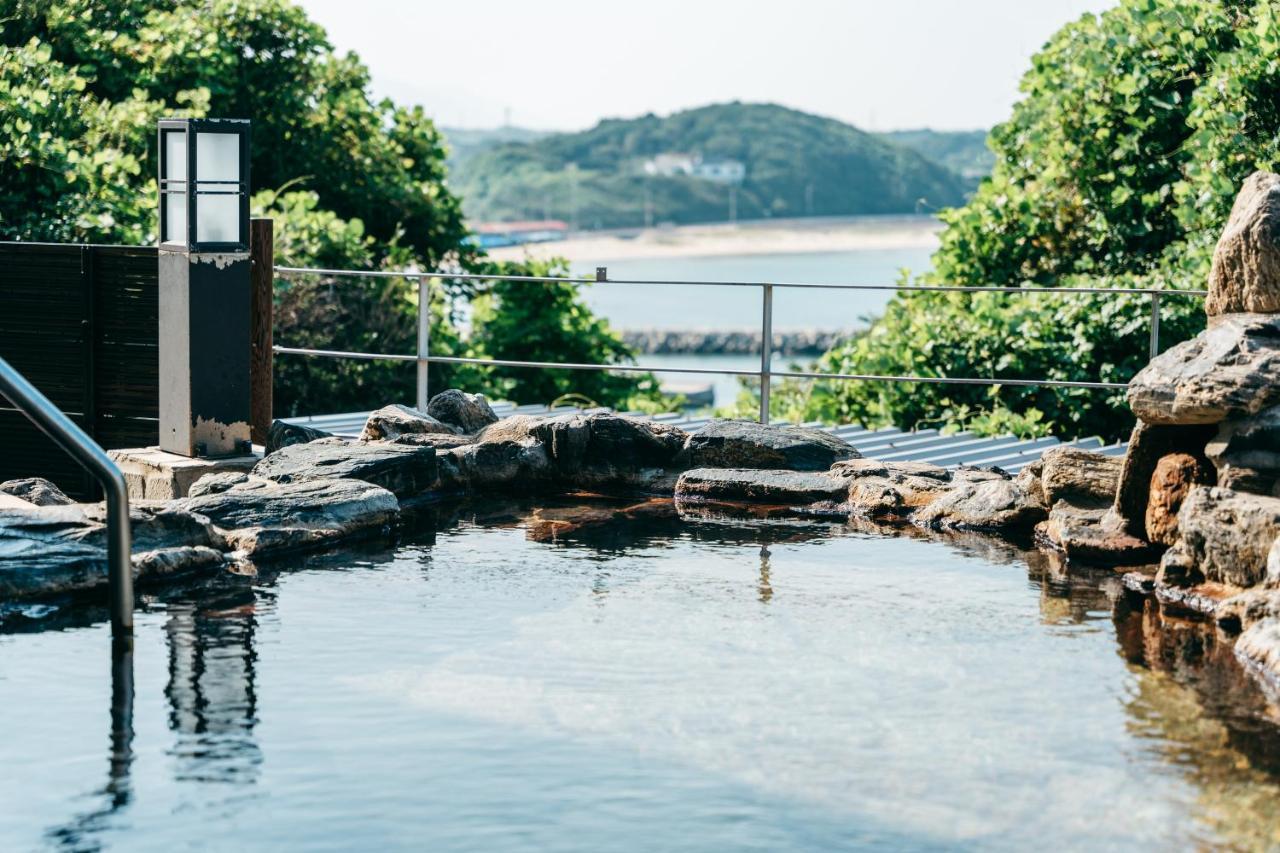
[0,355,133,638]
[272,265,1208,424]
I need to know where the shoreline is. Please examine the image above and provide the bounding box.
[486,214,944,264]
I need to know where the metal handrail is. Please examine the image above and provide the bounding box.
[0,356,133,638]
[272,265,1208,423]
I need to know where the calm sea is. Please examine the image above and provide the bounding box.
[570,246,936,407]
[571,246,934,331]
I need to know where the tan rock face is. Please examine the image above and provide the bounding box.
[1207,171,1280,316]
[1175,486,1280,588]
[1145,453,1213,546]
[1039,446,1122,506]
[1111,422,1216,535]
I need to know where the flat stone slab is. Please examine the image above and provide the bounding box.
[109,446,261,500]
[913,478,1046,532]
[253,437,437,499]
[178,475,399,556]
[678,420,859,471]
[674,468,853,506]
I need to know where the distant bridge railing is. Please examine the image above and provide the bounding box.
[271,265,1208,425]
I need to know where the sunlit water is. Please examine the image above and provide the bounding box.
[4,499,1280,851]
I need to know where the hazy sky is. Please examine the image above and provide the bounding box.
[297,0,1114,132]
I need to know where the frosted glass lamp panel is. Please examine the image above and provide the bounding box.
[196,193,238,244]
[164,192,187,244]
[164,131,187,181]
[195,132,239,181]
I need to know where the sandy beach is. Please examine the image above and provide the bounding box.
[486,214,943,263]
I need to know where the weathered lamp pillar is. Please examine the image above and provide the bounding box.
[156,118,252,457]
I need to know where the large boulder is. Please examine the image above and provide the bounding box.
[1035,502,1161,566]
[1172,486,1280,588]
[1112,421,1216,535]
[265,419,332,454]
[1144,452,1214,546]
[1205,404,1280,494]
[1206,171,1280,316]
[1127,313,1280,425]
[674,468,853,510]
[179,474,399,556]
[678,420,858,471]
[426,389,498,434]
[0,503,224,599]
[912,476,1046,532]
[252,437,437,499]
[1039,446,1122,506]
[0,477,73,507]
[359,404,457,442]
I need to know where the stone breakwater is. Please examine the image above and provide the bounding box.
[620,328,848,356]
[12,174,1280,704]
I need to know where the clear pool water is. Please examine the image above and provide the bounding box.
[4,498,1280,851]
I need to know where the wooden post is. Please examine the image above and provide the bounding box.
[249,218,274,447]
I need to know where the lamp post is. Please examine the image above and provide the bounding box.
[156,118,252,457]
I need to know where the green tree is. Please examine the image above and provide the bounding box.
[806,0,1271,441]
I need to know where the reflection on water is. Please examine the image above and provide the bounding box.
[6,496,1280,850]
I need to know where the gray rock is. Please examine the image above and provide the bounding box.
[913,478,1046,532]
[1035,503,1160,566]
[1039,446,1122,506]
[1112,421,1217,535]
[0,477,74,506]
[252,437,437,499]
[266,419,332,454]
[1235,619,1280,690]
[1174,486,1280,588]
[188,472,250,498]
[0,503,224,600]
[674,468,854,509]
[1206,405,1280,495]
[426,389,498,434]
[1127,313,1280,425]
[835,459,953,518]
[360,404,457,442]
[177,475,399,556]
[678,419,859,471]
[1207,171,1280,316]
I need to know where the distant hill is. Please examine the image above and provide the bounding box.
[878,129,994,188]
[443,125,550,165]
[448,103,972,230]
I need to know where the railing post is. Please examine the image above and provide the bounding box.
[416,277,430,412]
[760,284,773,424]
[249,218,274,446]
[1149,291,1162,359]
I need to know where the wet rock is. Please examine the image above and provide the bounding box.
[1206,171,1280,316]
[1112,421,1217,536]
[1206,405,1280,495]
[674,467,853,512]
[0,477,74,507]
[177,475,399,556]
[1035,502,1161,566]
[265,419,332,454]
[0,503,225,599]
[359,404,457,442]
[841,460,953,519]
[678,420,858,472]
[1040,446,1122,506]
[1014,459,1047,509]
[1145,453,1214,546]
[1216,587,1280,634]
[1235,619,1280,690]
[1174,486,1280,588]
[253,437,437,499]
[912,478,1046,532]
[1127,313,1280,425]
[426,389,498,434]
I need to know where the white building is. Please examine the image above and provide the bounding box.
[643,153,745,184]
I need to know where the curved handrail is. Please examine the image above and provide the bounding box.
[0,355,132,638]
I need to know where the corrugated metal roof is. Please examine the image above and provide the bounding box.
[287,404,1126,474]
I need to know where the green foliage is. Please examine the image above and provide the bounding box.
[1,0,658,414]
[808,0,1274,441]
[452,102,969,228]
[878,129,995,188]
